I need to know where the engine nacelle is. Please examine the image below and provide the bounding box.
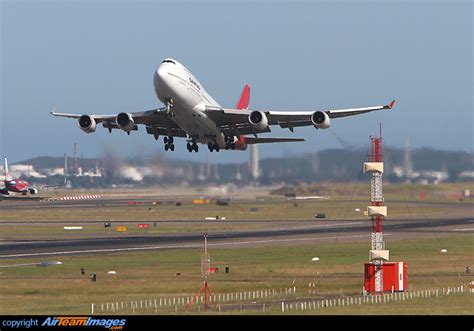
[248,110,268,131]
[311,111,330,129]
[116,112,135,132]
[29,188,38,195]
[78,115,96,133]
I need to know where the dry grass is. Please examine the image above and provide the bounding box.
[0,235,472,315]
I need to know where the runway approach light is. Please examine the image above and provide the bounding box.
[440,249,448,253]
[311,257,320,261]
[107,271,117,275]
[355,208,361,212]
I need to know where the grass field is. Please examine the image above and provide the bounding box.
[1,183,472,315]
[0,235,472,315]
[0,196,471,223]
[1,182,472,222]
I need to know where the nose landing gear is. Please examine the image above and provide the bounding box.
[165,98,174,116]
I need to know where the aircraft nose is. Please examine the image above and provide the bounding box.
[154,66,166,87]
[155,64,171,89]
[156,65,166,80]
[154,64,171,101]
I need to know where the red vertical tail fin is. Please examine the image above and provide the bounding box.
[235,84,250,110]
[234,84,250,150]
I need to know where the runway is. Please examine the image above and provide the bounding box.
[0,195,468,210]
[1,217,472,259]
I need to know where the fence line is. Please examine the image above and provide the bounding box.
[92,284,467,314]
[281,285,466,313]
[94,286,297,314]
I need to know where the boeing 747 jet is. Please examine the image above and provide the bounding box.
[52,58,395,153]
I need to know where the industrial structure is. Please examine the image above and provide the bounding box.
[363,127,407,294]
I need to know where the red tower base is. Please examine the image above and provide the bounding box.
[364,262,408,294]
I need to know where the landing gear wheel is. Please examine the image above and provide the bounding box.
[194,144,199,152]
[208,143,214,152]
[164,137,168,144]
[164,144,169,151]
[170,144,175,151]
[225,142,235,150]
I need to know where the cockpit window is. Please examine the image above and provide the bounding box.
[162,60,176,65]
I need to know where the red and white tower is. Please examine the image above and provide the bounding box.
[363,126,407,294]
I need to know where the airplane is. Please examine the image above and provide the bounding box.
[1,157,39,195]
[51,58,395,153]
[1,157,67,196]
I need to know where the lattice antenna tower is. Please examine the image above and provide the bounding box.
[364,124,388,293]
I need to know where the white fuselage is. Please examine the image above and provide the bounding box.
[153,58,227,147]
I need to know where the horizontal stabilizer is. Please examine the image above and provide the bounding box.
[245,137,305,144]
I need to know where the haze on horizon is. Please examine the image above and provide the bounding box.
[1,0,472,164]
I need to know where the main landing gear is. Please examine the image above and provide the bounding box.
[224,136,236,150]
[208,142,220,152]
[164,136,175,151]
[186,141,199,153]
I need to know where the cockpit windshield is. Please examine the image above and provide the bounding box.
[162,59,176,65]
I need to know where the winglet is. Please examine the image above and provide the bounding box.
[387,99,395,109]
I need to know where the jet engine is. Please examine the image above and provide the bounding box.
[116,113,135,132]
[78,115,97,133]
[248,110,268,131]
[311,111,330,129]
[29,188,38,194]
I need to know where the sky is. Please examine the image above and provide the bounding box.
[1,0,472,164]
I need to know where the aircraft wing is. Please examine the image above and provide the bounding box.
[244,137,305,144]
[49,112,115,121]
[205,100,395,134]
[51,108,187,137]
